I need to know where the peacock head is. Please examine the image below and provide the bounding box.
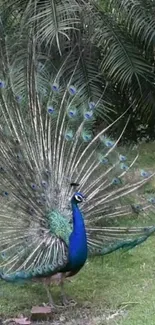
[71,192,86,204]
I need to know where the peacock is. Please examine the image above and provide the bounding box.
[0,39,155,309]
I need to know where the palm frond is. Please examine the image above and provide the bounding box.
[92,6,154,93]
[103,0,155,52]
[2,0,82,55]
[131,79,155,121]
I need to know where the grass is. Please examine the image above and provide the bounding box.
[1,240,155,324]
[1,141,155,324]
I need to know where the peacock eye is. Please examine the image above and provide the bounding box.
[75,194,82,202]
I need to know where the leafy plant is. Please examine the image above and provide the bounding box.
[1,0,155,140]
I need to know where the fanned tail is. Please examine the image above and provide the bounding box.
[0,27,155,282]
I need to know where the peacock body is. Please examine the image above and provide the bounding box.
[0,38,155,306]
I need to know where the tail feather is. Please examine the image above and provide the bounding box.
[88,226,155,256]
[0,32,155,281]
[0,262,66,283]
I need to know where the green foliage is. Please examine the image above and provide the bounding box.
[98,0,155,140]
[2,0,155,139]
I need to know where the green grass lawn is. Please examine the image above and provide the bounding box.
[1,142,155,324]
[1,238,155,324]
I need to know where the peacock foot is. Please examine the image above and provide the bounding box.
[61,294,77,307]
[43,301,65,310]
[43,283,63,309]
[42,301,57,310]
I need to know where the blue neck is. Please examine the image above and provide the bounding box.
[67,200,88,270]
[71,201,86,235]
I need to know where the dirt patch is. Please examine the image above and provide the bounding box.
[2,306,127,325]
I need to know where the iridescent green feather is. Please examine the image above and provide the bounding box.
[47,211,72,245]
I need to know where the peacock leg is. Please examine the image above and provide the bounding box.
[60,273,76,306]
[43,283,57,309]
